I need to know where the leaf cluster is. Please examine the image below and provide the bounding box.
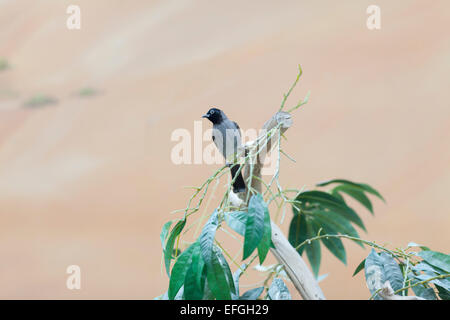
[358,245,450,300]
[288,179,384,277]
[160,194,289,300]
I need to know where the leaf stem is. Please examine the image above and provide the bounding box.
[393,274,450,296]
[279,65,303,112]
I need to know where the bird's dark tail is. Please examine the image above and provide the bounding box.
[230,164,246,193]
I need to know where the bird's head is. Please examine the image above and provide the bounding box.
[202,107,224,124]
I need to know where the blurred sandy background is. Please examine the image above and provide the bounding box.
[0,0,449,299]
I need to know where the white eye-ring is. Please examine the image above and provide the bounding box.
[210,110,215,114]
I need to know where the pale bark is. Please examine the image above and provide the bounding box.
[378,281,425,300]
[234,111,326,300]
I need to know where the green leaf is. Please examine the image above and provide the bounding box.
[240,287,264,300]
[216,248,236,296]
[225,211,247,236]
[316,179,385,202]
[288,213,308,255]
[201,268,215,300]
[407,242,430,251]
[183,243,205,300]
[434,278,450,292]
[418,250,450,273]
[413,261,450,294]
[436,284,450,300]
[409,261,446,300]
[412,261,441,275]
[160,221,173,249]
[353,258,366,276]
[199,211,232,300]
[333,185,373,214]
[413,274,450,291]
[205,245,233,300]
[231,264,246,300]
[313,220,346,265]
[364,249,404,298]
[305,221,321,277]
[312,210,363,248]
[379,252,403,292]
[330,189,345,203]
[164,219,186,276]
[168,242,198,300]
[199,211,219,266]
[410,279,438,300]
[296,191,366,231]
[364,249,384,299]
[257,200,272,264]
[243,194,265,260]
[268,278,291,300]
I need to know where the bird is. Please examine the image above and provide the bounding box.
[202,107,246,193]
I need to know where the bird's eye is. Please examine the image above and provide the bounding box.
[210,110,215,114]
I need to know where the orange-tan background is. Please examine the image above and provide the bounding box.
[0,0,449,299]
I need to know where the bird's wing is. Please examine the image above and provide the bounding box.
[232,121,242,139]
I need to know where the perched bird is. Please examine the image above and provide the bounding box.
[202,107,246,193]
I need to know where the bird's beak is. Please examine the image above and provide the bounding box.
[202,114,208,119]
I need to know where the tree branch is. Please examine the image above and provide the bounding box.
[377,282,425,300]
[235,110,326,300]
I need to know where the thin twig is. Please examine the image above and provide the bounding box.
[279,65,303,112]
[393,274,450,296]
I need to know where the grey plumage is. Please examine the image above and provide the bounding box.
[202,108,246,193]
